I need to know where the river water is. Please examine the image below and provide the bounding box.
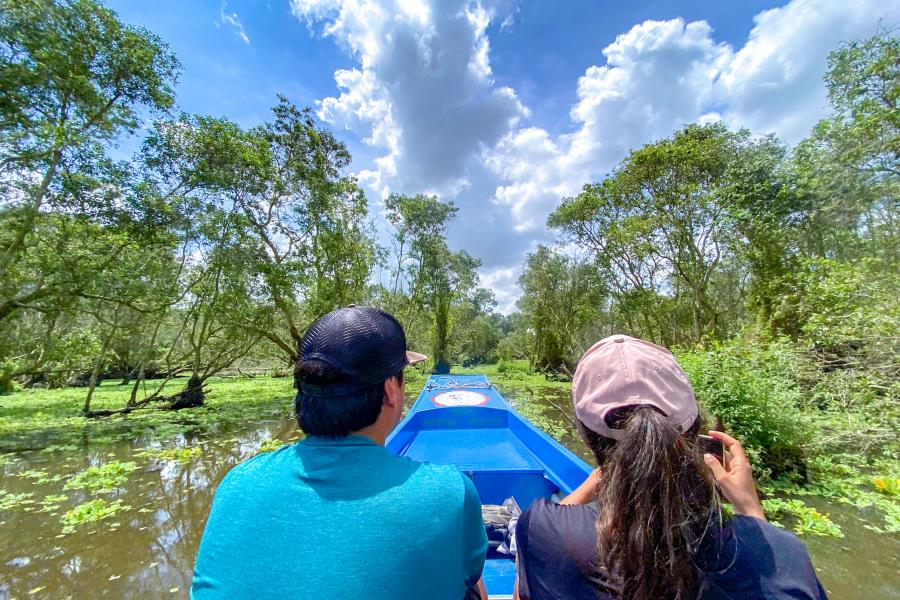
[0,384,897,598]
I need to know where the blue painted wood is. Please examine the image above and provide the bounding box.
[386,374,593,599]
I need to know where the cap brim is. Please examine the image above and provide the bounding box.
[405,351,427,365]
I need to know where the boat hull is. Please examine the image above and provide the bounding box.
[386,375,593,599]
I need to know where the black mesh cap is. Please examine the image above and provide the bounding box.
[298,305,426,398]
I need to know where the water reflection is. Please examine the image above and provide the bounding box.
[0,413,295,599]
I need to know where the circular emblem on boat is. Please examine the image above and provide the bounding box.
[432,390,489,407]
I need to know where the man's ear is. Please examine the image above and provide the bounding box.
[383,375,403,407]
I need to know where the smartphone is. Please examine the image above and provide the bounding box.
[698,434,725,464]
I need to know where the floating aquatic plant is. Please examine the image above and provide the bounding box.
[872,476,900,497]
[40,444,80,454]
[40,494,69,512]
[61,498,131,533]
[136,446,204,463]
[762,498,844,537]
[15,468,64,484]
[257,438,290,453]
[0,490,36,511]
[64,461,138,493]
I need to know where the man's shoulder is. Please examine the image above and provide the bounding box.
[399,456,470,494]
[216,444,294,490]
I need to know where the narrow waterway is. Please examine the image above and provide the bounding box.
[0,385,897,598]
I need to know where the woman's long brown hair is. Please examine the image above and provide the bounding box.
[586,407,718,600]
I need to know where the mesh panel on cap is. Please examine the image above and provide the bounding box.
[299,306,410,395]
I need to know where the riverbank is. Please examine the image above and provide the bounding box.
[0,370,898,598]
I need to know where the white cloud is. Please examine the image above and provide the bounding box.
[715,0,893,141]
[292,0,897,312]
[220,2,251,45]
[488,17,730,233]
[478,265,520,314]
[291,0,528,197]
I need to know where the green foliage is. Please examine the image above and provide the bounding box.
[0,0,180,330]
[762,498,844,537]
[677,338,812,475]
[872,477,900,497]
[497,359,532,376]
[136,98,379,376]
[549,123,782,346]
[822,28,899,184]
[765,454,900,534]
[778,258,898,349]
[383,193,487,368]
[257,438,290,454]
[0,375,295,452]
[64,461,138,493]
[61,498,131,533]
[771,257,899,453]
[791,29,898,266]
[40,493,68,512]
[15,468,63,484]
[0,490,36,511]
[516,246,605,372]
[136,446,203,464]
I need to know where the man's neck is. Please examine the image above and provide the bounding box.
[351,424,388,446]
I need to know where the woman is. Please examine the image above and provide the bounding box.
[514,335,827,600]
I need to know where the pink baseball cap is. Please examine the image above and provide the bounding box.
[572,335,698,439]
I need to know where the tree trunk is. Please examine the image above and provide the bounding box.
[127,362,146,408]
[168,375,205,410]
[432,299,450,374]
[82,356,105,415]
[0,373,13,395]
[82,318,118,415]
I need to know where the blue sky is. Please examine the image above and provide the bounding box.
[106,0,898,311]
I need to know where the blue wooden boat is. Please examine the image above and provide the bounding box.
[386,374,593,599]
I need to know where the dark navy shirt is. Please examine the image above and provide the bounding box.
[517,499,828,600]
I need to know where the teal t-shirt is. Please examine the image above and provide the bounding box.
[192,435,488,599]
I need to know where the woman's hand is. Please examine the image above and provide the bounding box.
[703,431,766,521]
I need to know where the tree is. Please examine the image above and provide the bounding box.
[384,194,482,372]
[550,123,787,345]
[451,289,501,365]
[428,249,481,371]
[793,28,899,265]
[0,0,179,324]
[142,99,378,367]
[718,135,800,323]
[0,212,183,394]
[517,246,605,372]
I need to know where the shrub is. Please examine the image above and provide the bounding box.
[677,337,813,477]
[497,360,532,376]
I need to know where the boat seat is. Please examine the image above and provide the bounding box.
[402,428,559,506]
[402,428,545,471]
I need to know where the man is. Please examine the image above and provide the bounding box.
[192,306,488,599]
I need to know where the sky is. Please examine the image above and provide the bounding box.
[106,0,899,313]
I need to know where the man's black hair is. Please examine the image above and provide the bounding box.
[294,359,404,437]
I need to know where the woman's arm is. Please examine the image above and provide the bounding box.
[559,468,601,505]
